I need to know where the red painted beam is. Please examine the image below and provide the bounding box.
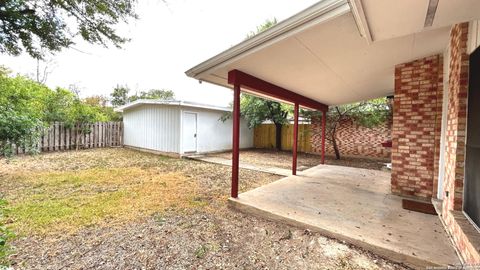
[292,103,299,175]
[228,69,328,112]
[231,84,241,198]
[321,110,326,165]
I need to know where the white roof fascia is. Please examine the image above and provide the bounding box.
[185,0,350,80]
[348,0,373,44]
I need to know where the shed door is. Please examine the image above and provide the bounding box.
[182,112,197,153]
[464,47,480,228]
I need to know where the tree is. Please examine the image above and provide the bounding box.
[0,0,137,59]
[84,95,122,121]
[43,88,77,123]
[246,18,277,39]
[66,98,108,150]
[110,86,175,107]
[129,89,175,102]
[0,69,50,156]
[110,85,130,107]
[34,57,55,84]
[84,95,108,107]
[0,68,120,156]
[303,98,392,160]
[221,94,291,150]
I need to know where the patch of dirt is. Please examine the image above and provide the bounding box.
[11,209,407,270]
[0,148,407,269]
[209,149,390,171]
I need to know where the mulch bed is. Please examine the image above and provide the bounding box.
[209,149,390,171]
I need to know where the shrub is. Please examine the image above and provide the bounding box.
[0,199,14,268]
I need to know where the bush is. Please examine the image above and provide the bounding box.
[0,199,14,268]
[0,69,118,157]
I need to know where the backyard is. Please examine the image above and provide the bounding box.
[208,149,390,171]
[0,148,405,269]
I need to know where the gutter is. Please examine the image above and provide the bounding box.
[185,0,350,79]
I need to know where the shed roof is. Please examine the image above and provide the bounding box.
[114,99,232,113]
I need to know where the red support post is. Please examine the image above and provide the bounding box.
[321,110,326,165]
[292,103,299,175]
[231,84,241,198]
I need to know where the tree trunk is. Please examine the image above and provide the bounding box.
[274,123,282,150]
[331,133,341,160]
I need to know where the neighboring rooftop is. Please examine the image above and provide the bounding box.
[114,99,232,113]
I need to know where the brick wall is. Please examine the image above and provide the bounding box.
[443,22,469,213]
[440,22,479,264]
[391,54,444,199]
[311,117,391,159]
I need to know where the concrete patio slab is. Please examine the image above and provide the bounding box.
[229,165,459,269]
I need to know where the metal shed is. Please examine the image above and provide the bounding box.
[115,100,253,157]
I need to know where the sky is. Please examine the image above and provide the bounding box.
[0,0,319,107]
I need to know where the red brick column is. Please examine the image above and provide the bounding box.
[440,22,479,264]
[443,22,469,212]
[391,55,443,199]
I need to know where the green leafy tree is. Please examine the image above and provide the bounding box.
[0,70,49,156]
[66,98,108,150]
[110,85,130,107]
[129,89,175,102]
[303,98,392,160]
[240,95,291,150]
[246,18,277,39]
[43,88,77,123]
[221,94,292,150]
[0,0,137,59]
[84,95,122,121]
[0,68,120,156]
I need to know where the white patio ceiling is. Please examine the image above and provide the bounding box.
[186,0,480,106]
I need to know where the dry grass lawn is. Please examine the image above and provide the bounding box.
[0,148,266,236]
[0,148,408,270]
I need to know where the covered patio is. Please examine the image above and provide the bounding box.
[186,0,480,267]
[229,165,459,268]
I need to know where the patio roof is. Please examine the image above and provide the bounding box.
[185,0,480,106]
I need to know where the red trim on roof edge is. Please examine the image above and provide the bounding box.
[228,69,328,111]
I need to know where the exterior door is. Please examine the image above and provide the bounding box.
[464,47,480,228]
[182,112,197,153]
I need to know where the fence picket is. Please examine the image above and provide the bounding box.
[54,122,59,151]
[254,123,312,152]
[7,122,123,155]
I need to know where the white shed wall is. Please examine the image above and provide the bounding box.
[123,105,181,154]
[180,107,253,154]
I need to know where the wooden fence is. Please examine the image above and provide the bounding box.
[13,122,123,155]
[254,124,312,152]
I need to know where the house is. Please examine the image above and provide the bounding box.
[115,100,253,157]
[186,0,480,267]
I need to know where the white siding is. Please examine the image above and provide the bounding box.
[180,107,253,154]
[123,105,180,153]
